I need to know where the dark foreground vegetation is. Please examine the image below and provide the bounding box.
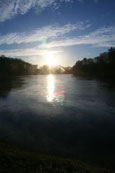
[0,55,38,76]
[0,142,113,173]
[72,47,115,79]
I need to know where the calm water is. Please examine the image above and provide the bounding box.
[0,74,115,168]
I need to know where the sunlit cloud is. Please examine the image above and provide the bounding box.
[0,48,62,57]
[0,25,114,59]
[0,23,90,45]
[39,26,115,48]
[1,24,114,49]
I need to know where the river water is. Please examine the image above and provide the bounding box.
[0,74,115,168]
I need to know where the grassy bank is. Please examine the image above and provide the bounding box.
[0,142,114,173]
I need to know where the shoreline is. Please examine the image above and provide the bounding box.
[0,141,114,173]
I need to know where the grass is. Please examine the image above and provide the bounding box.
[0,141,114,173]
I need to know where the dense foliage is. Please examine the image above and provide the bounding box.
[72,48,115,78]
[0,55,38,75]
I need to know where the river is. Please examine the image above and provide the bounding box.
[0,74,115,168]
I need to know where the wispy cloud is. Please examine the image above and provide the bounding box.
[0,48,61,57]
[39,26,115,48]
[0,0,73,22]
[0,22,88,57]
[0,0,100,22]
[2,23,114,49]
[0,22,90,45]
[0,25,114,58]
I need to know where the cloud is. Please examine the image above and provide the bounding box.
[39,26,115,48]
[0,25,114,58]
[0,48,61,57]
[0,0,100,22]
[0,0,72,22]
[0,22,90,45]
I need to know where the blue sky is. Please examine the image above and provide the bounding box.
[0,0,115,66]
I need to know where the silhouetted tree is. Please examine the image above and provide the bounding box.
[72,47,115,79]
[0,55,38,76]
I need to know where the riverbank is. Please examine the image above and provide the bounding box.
[0,141,114,173]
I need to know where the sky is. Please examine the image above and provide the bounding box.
[0,0,115,66]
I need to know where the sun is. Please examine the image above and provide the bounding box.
[45,54,57,67]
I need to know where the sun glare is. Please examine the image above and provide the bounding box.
[45,54,57,67]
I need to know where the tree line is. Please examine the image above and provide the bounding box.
[0,55,71,75]
[0,47,115,77]
[0,55,38,76]
[72,47,115,79]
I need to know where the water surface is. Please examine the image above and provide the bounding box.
[0,74,115,168]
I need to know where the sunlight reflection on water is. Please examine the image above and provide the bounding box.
[47,74,55,102]
[47,74,65,104]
